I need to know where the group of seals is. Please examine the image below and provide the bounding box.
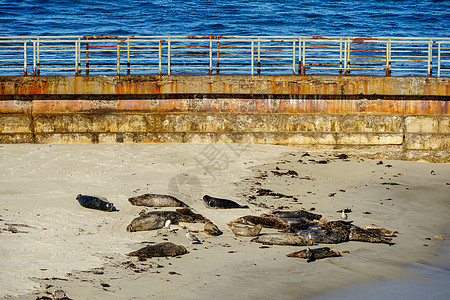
[77,191,396,263]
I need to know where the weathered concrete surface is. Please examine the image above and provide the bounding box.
[0,75,449,96]
[0,75,448,162]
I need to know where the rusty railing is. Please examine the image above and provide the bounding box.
[0,36,449,77]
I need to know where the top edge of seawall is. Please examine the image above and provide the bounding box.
[0,75,449,97]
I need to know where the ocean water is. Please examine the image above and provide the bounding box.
[0,0,449,37]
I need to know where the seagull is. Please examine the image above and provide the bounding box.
[186,230,201,244]
[164,219,172,230]
[341,209,348,220]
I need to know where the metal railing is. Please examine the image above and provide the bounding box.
[0,36,449,77]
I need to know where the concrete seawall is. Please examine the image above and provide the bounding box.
[0,75,448,162]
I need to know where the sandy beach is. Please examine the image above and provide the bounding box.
[0,143,449,299]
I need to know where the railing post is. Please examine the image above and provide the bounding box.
[302,40,306,76]
[127,38,130,75]
[257,38,261,75]
[339,38,343,75]
[158,40,162,75]
[168,39,171,75]
[344,40,349,76]
[86,39,90,76]
[385,40,391,76]
[216,39,220,74]
[251,41,254,76]
[437,42,441,78]
[32,40,36,76]
[117,40,120,76]
[209,39,212,76]
[36,38,40,76]
[75,41,78,76]
[78,38,81,75]
[292,40,296,75]
[23,41,27,76]
[298,38,301,75]
[427,41,432,77]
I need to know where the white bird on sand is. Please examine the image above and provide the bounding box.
[164,219,171,230]
[341,210,348,220]
[186,230,201,244]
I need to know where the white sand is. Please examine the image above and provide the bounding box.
[0,143,448,299]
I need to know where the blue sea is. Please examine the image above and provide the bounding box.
[0,0,449,37]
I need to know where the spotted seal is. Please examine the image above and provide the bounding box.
[320,220,393,244]
[76,194,113,212]
[175,208,207,223]
[126,242,188,258]
[286,247,340,262]
[361,224,397,237]
[141,211,195,224]
[234,215,289,230]
[294,227,347,244]
[204,220,221,236]
[203,195,249,209]
[227,222,262,237]
[128,193,188,207]
[127,214,166,232]
[265,210,322,221]
[251,233,314,246]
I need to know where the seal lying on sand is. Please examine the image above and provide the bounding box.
[203,195,249,209]
[128,193,188,207]
[266,210,322,221]
[251,233,314,246]
[227,222,262,237]
[76,194,113,212]
[281,218,315,231]
[320,220,392,244]
[294,227,347,244]
[126,242,187,258]
[127,214,165,232]
[234,215,289,230]
[140,211,195,224]
[204,220,221,236]
[176,208,207,223]
[286,247,340,262]
[349,226,393,243]
[361,224,397,237]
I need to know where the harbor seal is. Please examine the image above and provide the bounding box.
[204,220,221,236]
[281,218,314,231]
[251,233,314,246]
[140,211,195,224]
[127,214,166,232]
[227,222,262,237]
[234,215,289,230]
[128,193,188,207]
[294,228,347,244]
[348,226,393,244]
[320,220,393,244]
[266,210,322,221]
[203,195,249,209]
[126,242,187,258]
[286,247,340,262]
[175,208,207,223]
[361,224,397,237]
[76,194,113,212]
